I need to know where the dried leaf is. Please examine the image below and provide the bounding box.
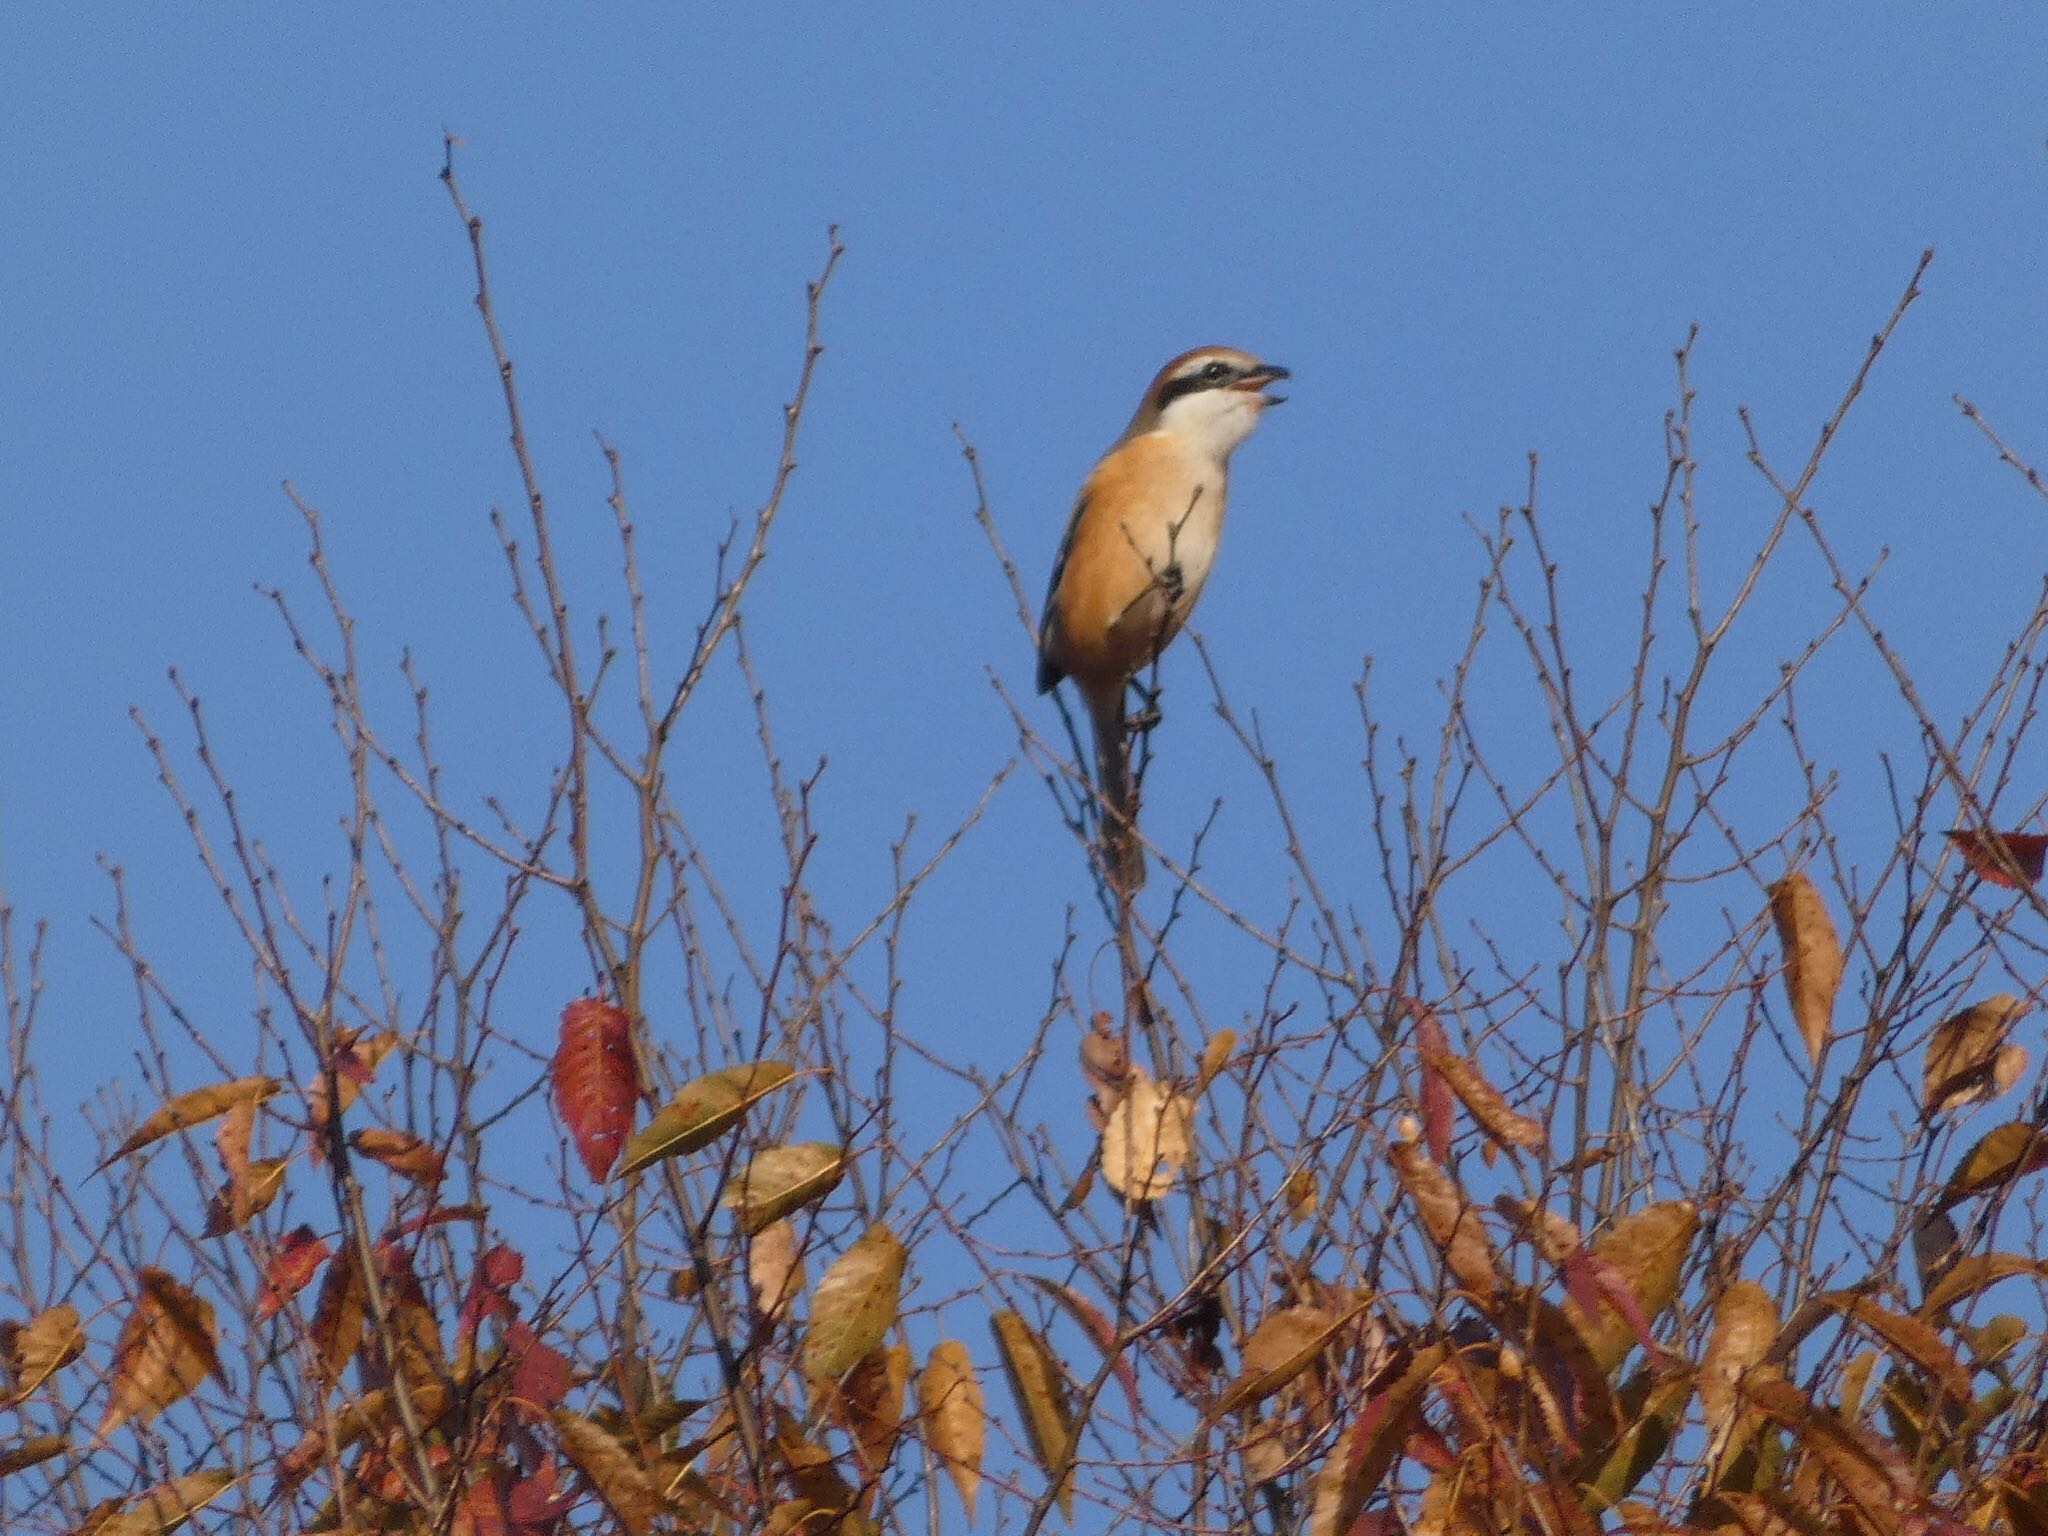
[720,1142,846,1234]
[748,1220,806,1324]
[0,1302,85,1403]
[303,1029,400,1159]
[800,1224,905,1387]
[214,1099,256,1182]
[832,1342,909,1483]
[348,1128,446,1184]
[1918,1252,2048,1316]
[258,1226,332,1319]
[554,1409,662,1536]
[200,1156,288,1237]
[1944,1120,2048,1204]
[1195,1029,1237,1094]
[1567,1200,1698,1371]
[1700,1280,1777,1457]
[309,1248,367,1387]
[0,1433,66,1477]
[1306,1342,1447,1536]
[1214,1302,1363,1417]
[1768,872,1841,1066]
[1099,1073,1194,1201]
[1408,1001,1455,1164]
[1948,828,2048,888]
[552,998,638,1182]
[92,1467,238,1536]
[1282,1165,1319,1225]
[1389,1139,1499,1298]
[1423,1049,1545,1153]
[1740,1374,1919,1529]
[97,1269,222,1435]
[1494,1195,1582,1264]
[1815,1290,1971,1400]
[1021,1274,1139,1419]
[1923,994,2029,1113]
[617,1061,794,1177]
[918,1340,983,1517]
[1078,1013,1129,1124]
[98,1077,281,1172]
[990,1310,1075,1519]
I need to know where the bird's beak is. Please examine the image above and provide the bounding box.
[1231,362,1290,404]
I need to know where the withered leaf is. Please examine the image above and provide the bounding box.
[1423,1049,1545,1152]
[1918,1252,2048,1316]
[917,1339,983,1517]
[554,1409,663,1536]
[97,1269,223,1436]
[1567,1200,1698,1371]
[0,1433,66,1477]
[990,1310,1075,1519]
[97,1077,281,1173]
[200,1156,288,1238]
[1213,1302,1364,1418]
[720,1142,846,1234]
[748,1220,806,1324]
[347,1128,446,1184]
[309,1247,367,1387]
[1388,1139,1499,1299]
[1943,1120,2048,1205]
[1099,1072,1193,1202]
[1768,872,1841,1066]
[617,1061,794,1177]
[1195,1029,1237,1094]
[1,1302,85,1403]
[1923,994,2029,1113]
[831,1341,910,1483]
[800,1224,905,1388]
[1814,1289,1971,1401]
[258,1226,331,1319]
[94,1468,239,1536]
[1699,1280,1777,1450]
[1948,828,2048,888]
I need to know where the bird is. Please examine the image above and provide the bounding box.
[1036,345,1289,890]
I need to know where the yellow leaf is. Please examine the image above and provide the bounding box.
[1213,1302,1365,1418]
[98,1077,281,1172]
[800,1225,905,1388]
[1567,1201,1698,1372]
[95,1468,239,1536]
[720,1142,846,1233]
[1768,872,1841,1066]
[1196,1029,1237,1094]
[617,1061,795,1176]
[918,1340,983,1518]
[991,1310,1075,1519]
[1944,1121,2048,1203]
[1099,1073,1193,1201]
[1282,1166,1319,1226]
[1918,1252,2048,1316]
[0,1433,67,1477]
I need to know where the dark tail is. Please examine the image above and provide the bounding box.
[1085,681,1144,893]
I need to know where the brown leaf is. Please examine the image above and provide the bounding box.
[1768,872,1841,1066]
[800,1224,905,1388]
[990,1310,1075,1519]
[1424,1050,1545,1152]
[94,1468,239,1536]
[553,1410,663,1536]
[200,1156,288,1237]
[214,1098,256,1183]
[1214,1302,1364,1418]
[97,1077,281,1172]
[552,998,638,1182]
[1566,1200,1698,1371]
[0,1433,66,1477]
[258,1226,332,1319]
[720,1142,846,1233]
[1408,1000,1455,1164]
[348,1128,446,1184]
[1021,1274,1139,1420]
[303,1029,400,1159]
[97,1269,222,1436]
[1923,994,2029,1113]
[1699,1279,1777,1465]
[1099,1072,1194,1201]
[1493,1195,1582,1264]
[748,1220,806,1324]
[1388,1139,1499,1298]
[831,1342,909,1485]
[0,1302,85,1404]
[1943,1120,2048,1204]
[309,1247,367,1387]
[1078,1012,1130,1125]
[918,1339,983,1518]
[1282,1166,1319,1225]
[1948,828,2048,888]
[1739,1374,1920,1529]
[1306,1342,1447,1536]
[1917,1252,2048,1316]
[1814,1290,1971,1401]
[617,1061,794,1177]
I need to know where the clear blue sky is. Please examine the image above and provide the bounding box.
[3,0,2045,1380]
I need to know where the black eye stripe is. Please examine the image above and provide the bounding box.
[1154,363,1237,411]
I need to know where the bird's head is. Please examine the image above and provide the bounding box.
[1133,346,1290,459]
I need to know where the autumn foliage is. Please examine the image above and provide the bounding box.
[7,162,2048,1536]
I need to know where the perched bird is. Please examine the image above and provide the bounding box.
[1036,346,1289,889]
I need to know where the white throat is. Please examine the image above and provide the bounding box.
[1156,387,1268,463]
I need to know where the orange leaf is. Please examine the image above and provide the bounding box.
[348,1127,447,1184]
[1768,872,1841,1066]
[97,1076,281,1172]
[1423,1049,1545,1152]
[258,1226,331,1319]
[552,998,637,1182]
[309,1247,367,1387]
[303,1028,400,1160]
[98,1269,222,1436]
[1948,828,2048,888]
[200,1157,288,1237]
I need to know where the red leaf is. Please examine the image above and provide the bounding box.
[551,999,637,1182]
[505,1320,573,1411]
[260,1226,332,1318]
[1563,1247,1663,1359]
[1949,829,2048,888]
[1406,1001,1455,1163]
[460,1242,525,1342]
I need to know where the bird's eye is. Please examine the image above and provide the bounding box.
[1201,361,1230,382]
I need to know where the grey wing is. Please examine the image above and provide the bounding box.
[1035,487,1090,694]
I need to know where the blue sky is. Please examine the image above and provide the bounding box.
[3,0,2047,1485]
